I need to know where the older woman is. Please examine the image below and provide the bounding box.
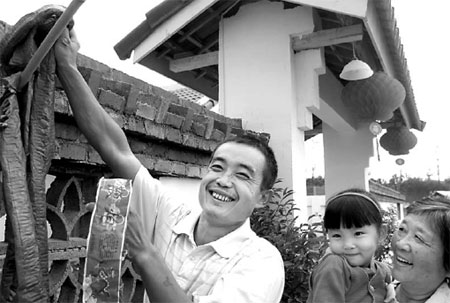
[391,195,450,302]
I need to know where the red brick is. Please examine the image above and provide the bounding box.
[181,133,200,149]
[144,122,165,139]
[124,116,145,133]
[55,124,80,141]
[124,85,140,114]
[164,113,184,129]
[87,149,103,164]
[136,103,157,121]
[129,141,148,154]
[165,127,182,143]
[155,101,170,124]
[181,108,194,132]
[171,162,186,175]
[186,165,201,178]
[204,116,214,140]
[155,159,172,174]
[59,143,88,161]
[210,129,225,142]
[191,122,206,137]
[98,89,125,111]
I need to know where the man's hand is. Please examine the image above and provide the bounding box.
[125,211,193,302]
[54,27,79,70]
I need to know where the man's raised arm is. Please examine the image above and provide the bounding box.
[54,28,140,179]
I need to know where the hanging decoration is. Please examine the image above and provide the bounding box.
[369,121,383,136]
[339,59,373,81]
[341,71,406,122]
[380,125,417,155]
[339,42,373,81]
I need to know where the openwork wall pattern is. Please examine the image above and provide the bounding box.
[41,172,144,302]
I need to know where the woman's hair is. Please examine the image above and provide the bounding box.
[324,188,383,230]
[406,195,450,272]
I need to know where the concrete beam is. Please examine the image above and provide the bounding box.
[169,51,219,72]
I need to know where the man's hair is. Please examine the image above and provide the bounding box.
[324,188,383,230]
[407,195,450,272]
[210,134,278,191]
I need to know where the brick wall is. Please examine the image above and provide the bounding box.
[53,54,269,178]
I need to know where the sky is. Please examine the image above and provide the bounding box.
[2,0,449,182]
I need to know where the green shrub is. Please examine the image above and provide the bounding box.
[250,183,327,303]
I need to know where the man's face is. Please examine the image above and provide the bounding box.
[198,142,269,229]
[327,224,380,267]
[391,214,448,286]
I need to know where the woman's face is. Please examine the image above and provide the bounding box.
[391,214,448,286]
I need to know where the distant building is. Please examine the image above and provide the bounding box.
[430,191,450,199]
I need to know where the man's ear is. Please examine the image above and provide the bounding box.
[255,189,273,208]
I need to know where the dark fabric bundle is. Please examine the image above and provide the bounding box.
[0,5,69,302]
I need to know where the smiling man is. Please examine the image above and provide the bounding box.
[54,28,284,303]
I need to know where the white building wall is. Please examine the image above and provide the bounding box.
[218,1,320,222]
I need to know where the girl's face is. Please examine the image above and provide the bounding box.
[328,224,381,267]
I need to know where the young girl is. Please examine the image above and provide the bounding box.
[307,189,395,303]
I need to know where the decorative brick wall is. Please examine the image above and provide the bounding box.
[53,54,269,178]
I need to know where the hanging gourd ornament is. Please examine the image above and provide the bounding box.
[380,125,417,155]
[341,72,406,122]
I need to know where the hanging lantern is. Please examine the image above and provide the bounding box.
[380,125,417,155]
[341,72,406,122]
[340,59,373,81]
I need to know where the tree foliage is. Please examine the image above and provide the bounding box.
[375,206,399,263]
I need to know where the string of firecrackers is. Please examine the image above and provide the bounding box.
[83,178,132,303]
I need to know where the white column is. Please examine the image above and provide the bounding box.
[218,1,323,222]
[323,122,375,199]
[293,49,326,222]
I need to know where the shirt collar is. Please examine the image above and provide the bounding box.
[172,213,255,258]
[425,282,450,303]
[172,208,200,243]
[208,219,255,258]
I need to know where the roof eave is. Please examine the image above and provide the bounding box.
[364,0,424,131]
[114,0,194,60]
